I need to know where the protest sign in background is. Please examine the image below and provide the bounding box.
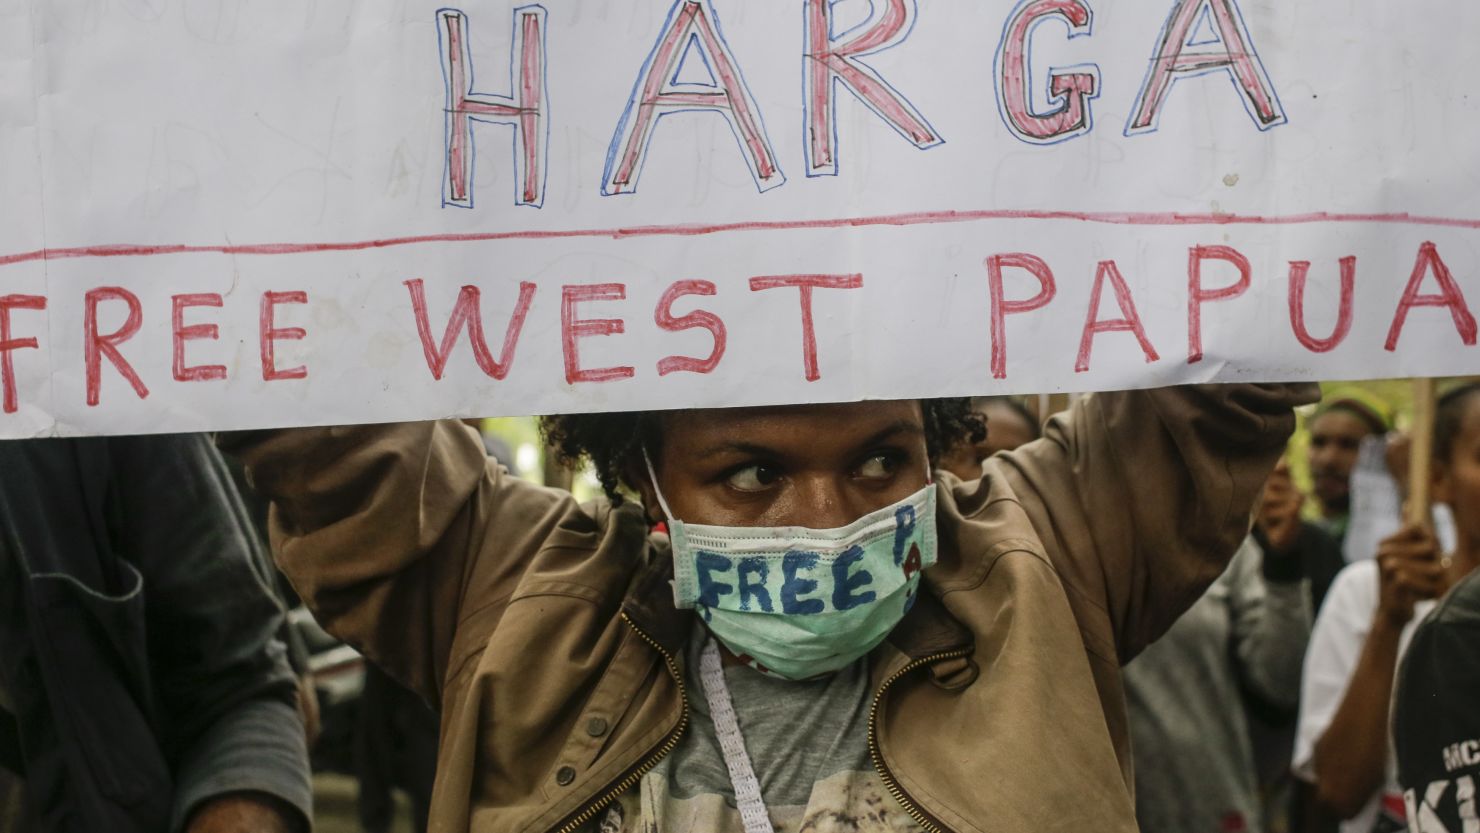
[2,0,1478,438]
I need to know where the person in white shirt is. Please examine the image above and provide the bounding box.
[1294,382,1480,833]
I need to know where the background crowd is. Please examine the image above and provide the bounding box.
[0,378,1475,833]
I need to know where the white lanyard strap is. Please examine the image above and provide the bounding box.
[698,639,776,833]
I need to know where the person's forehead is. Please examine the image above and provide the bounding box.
[661,400,923,440]
[1310,409,1374,437]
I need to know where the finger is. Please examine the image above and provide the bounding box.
[1396,559,1447,584]
[1387,554,1440,578]
[1398,572,1446,601]
[1381,524,1431,549]
[1407,559,1448,583]
[1387,540,1441,564]
[1379,554,1415,583]
[1389,587,1418,619]
[1398,522,1431,541]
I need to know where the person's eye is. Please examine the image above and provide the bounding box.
[725,464,782,492]
[856,453,900,480]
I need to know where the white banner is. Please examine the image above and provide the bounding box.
[3,0,1479,438]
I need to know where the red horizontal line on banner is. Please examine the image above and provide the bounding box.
[3,209,1479,269]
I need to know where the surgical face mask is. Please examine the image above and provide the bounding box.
[644,452,937,680]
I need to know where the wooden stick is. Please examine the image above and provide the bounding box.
[1407,377,1438,528]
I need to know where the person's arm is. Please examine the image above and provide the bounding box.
[1226,536,1312,710]
[105,434,311,833]
[1310,524,1445,818]
[989,383,1319,662]
[1253,517,1346,618]
[1311,616,1402,818]
[1292,563,1370,821]
[182,794,302,833]
[218,421,581,703]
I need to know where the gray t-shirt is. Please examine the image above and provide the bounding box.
[587,628,923,832]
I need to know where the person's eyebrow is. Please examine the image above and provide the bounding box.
[856,420,927,449]
[692,440,780,462]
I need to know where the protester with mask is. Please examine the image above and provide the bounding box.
[938,396,1041,481]
[223,383,1314,832]
[1295,384,1480,833]
[0,434,312,833]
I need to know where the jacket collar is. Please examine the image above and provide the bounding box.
[888,582,974,661]
[619,535,692,657]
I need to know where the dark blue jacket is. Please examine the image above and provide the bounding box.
[0,434,309,833]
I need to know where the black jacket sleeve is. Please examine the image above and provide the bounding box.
[1395,569,1480,827]
[105,434,311,831]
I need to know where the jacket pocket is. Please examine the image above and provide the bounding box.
[27,562,174,816]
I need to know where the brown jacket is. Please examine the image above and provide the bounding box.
[226,383,1317,833]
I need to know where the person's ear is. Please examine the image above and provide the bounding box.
[623,457,666,525]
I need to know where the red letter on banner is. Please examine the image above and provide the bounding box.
[1126,0,1285,134]
[1187,245,1251,364]
[1076,260,1159,373]
[260,291,309,382]
[0,294,47,414]
[438,6,548,208]
[171,293,227,383]
[656,280,727,376]
[804,0,942,176]
[563,284,636,384]
[404,279,538,380]
[995,0,1099,145]
[1385,242,1478,352]
[1288,258,1356,354]
[749,274,864,382]
[604,0,782,194]
[986,254,1056,380]
[85,287,149,406]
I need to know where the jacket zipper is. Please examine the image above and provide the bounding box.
[867,647,973,833]
[551,612,690,833]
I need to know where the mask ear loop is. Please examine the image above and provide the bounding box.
[641,447,677,523]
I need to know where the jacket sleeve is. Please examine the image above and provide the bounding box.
[990,383,1319,663]
[1228,537,1312,710]
[104,434,311,832]
[218,421,577,703]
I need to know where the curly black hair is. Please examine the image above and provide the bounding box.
[541,399,986,503]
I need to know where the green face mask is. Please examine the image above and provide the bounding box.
[646,454,937,680]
